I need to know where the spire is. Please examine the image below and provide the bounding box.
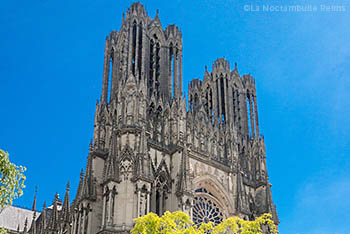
[81,154,97,200]
[154,9,161,25]
[233,62,239,76]
[47,193,59,231]
[176,148,192,196]
[101,36,110,104]
[78,168,84,199]
[204,65,210,82]
[32,186,37,211]
[61,181,70,222]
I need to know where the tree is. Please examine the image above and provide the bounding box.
[131,211,278,234]
[0,149,26,209]
[0,149,26,234]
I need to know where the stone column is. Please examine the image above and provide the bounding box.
[87,208,92,234]
[137,190,141,217]
[108,191,112,224]
[77,210,81,234]
[146,191,150,214]
[101,38,110,104]
[102,194,106,226]
[159,190,163,215]
[72,213,76,234]
[82,207,86,234]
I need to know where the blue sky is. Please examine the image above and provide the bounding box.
[1,0,350,233]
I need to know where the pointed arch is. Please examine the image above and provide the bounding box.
[193,174,234,225]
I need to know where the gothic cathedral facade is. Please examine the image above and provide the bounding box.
[30,2,279,234]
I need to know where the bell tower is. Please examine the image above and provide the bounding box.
[100,3,183,103]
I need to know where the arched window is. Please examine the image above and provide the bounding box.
[169,44,174,98]
[138,23,143,79]
[149,34,161,97]
[132,21,137,76]
[193,188,224,225]
[152,171,169,216]
[149,39,154,96]
[220,75,225,123]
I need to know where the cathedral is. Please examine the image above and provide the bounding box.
[17,2,279,234]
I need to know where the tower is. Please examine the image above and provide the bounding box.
[29,2,278,234]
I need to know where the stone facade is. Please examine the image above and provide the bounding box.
[23,2,278,234]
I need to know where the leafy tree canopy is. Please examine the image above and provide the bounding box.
[0,149,26,209]
[132,211,278,234]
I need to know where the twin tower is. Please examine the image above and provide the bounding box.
[30,2,278,234]
[100,3,260,138]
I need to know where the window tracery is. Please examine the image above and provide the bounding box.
[193,188,224,226]
[193,196,223,226]
[120,158,133,181]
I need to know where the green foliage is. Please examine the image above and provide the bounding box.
[0,149,26,209]
[0,228,7,234]
[131,211,278,234]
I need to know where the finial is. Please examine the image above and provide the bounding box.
[205,65,207,72]
[32,185,37,211]
[156,9,159,16]
[43,200,46,209]
[234,62,237,70]
[122,12,125,23]
[66,180,70,192]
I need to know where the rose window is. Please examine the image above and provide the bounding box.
[193,195,224,226]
